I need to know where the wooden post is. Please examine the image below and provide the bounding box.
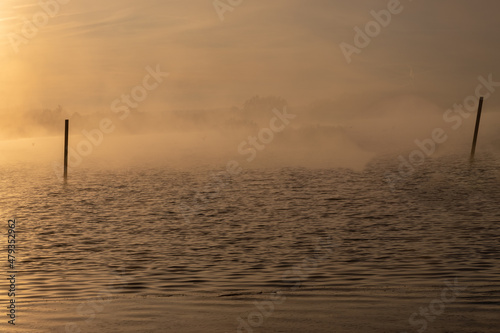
[64,119,69,181]
[470,97,484,161]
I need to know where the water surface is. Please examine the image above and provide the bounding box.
[0,153,499,307]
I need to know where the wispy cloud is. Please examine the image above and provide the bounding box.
[1,0,500,116]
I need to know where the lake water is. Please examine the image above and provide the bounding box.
[1,153,499,309]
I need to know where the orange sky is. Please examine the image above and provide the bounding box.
[1,0,500,115]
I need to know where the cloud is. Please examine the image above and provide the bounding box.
[1,0,500,137]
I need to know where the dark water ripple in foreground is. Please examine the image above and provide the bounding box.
[0,153,499,305]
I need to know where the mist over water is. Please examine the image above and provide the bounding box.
[1,95,500,172]
[2,93,499,303]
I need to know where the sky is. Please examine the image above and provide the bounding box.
[1,0,500,112]
[1,0,500,168]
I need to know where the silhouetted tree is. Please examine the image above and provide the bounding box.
[242,95,288,114]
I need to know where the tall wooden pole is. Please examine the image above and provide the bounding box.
[64,119,69,181]
[470,97,484,161]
